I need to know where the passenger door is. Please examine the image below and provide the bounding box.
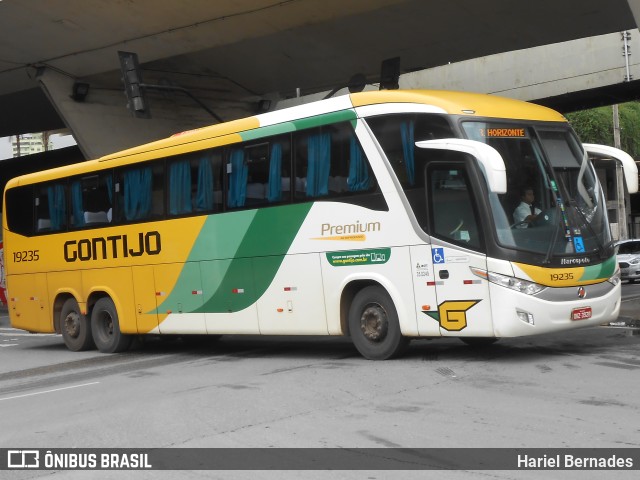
[425,163,494,338]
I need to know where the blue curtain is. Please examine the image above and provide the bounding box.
[196,155,214,211]
[71,181,85,227]
[104,175,113,203]
[267,143,282,202]
[306,132,331,197]
[228,149,247,208]
[169,160,192,215]
[47,184,66,230]
[124,167,152,220]
[400,120,415,186]
[347,136,371,192]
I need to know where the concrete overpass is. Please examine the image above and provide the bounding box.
[1,0,640,160]
[402,30,640,111]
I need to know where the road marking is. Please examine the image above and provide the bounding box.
[0,332,57,337]
[0,382,100,402]
[0,344,18,347]
[0,328,57,337]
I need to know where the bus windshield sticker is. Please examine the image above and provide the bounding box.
[326,248,391,267]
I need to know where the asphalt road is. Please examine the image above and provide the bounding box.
[0,286,639,480]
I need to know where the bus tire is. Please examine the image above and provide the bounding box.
[348,286,408,360]
[61,298,95,351]
[91,297,132,353]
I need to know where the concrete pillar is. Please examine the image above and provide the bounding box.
[37,68,218,159]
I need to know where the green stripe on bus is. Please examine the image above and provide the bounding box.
[580,256,616,281]
[240,110,357,142]
[154,202,313,314]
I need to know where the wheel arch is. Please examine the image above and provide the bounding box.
[340,279,385,336]
[86,290,111,318]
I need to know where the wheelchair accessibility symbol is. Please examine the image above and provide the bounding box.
[432,247,445,264]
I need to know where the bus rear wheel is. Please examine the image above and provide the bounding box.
[91,297,132,353]
[348,286,408,360]
[61,298,94,351]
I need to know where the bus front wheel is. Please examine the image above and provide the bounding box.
[348,286,408,360]
[91,297,132,353]
[61,298,95,351]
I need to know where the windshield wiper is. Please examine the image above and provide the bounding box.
[542,200,563,265]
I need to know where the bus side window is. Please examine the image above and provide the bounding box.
[293,122,379,202]
[70,172,113,228]
[227,148,248,208]
[265,136,292,204]
[428,166,483,251]
[226,135,291,209]
[293,128,331,200]
[5,186,33,236]
[366,113,455,189]
[243,143,269,207]
[116,163,164,222]
[36,182,68,232]
[168,149,223,216]
[202,150,223,212]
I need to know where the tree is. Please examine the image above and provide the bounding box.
[566,102,640,159]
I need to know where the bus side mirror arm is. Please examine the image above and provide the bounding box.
[583,143,639,194]
[415,139,507,194]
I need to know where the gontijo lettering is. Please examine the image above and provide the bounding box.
[64,231,161,262]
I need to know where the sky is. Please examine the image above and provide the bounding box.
[0,134,77,160]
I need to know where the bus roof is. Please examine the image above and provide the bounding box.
[98,90,565,161]
[350,90,566,123]
[5,90,567,188]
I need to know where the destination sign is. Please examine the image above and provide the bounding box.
[479,127,527,138]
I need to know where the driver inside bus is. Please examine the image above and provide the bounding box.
[513,187,542,228]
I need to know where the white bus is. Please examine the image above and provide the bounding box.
[3,90,637,359]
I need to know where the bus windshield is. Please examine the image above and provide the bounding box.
[462,121,611,257]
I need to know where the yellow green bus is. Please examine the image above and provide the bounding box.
[3,90,636,359]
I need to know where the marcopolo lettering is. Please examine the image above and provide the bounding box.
[64,231,161,262]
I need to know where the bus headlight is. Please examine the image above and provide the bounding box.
[607,268,621,286]
[470,267,545,295]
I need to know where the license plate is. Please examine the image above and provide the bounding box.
[571,307,592,321]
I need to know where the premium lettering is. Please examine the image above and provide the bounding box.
[320,220,381,236]
[64,231,161,262]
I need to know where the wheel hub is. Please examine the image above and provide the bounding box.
[64,312,80,338]
[360,304,388,342]
[100,313,114,336]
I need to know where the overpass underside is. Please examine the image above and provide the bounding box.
[0,0,634,160]
[37,29,640,161]
[398,31,640,113]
